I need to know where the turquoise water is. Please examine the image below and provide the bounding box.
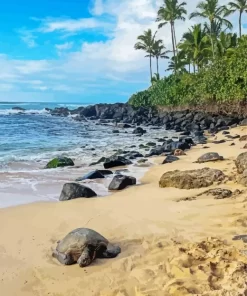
[0,102,88,165]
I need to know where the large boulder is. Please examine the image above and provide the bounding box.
[76,170,105,181]
[237,169,247,186]
[104,155,132,169]
[235,152,247,174]
[159,168,225,189]
[196,152,224,163]
[46,157,74,169]
[163,141,190,153]
[59,183,97,201]
[108,175,136,190]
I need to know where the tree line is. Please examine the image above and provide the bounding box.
[134,0,247,81]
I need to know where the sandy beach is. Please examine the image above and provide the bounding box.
[1,126,247,295]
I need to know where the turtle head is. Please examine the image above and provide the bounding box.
[77,253,93,267]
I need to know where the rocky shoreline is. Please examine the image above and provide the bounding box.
[44,102,247,158]
[46,102,247,132]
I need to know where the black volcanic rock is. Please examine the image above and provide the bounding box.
[108,175,136,191]
[50,107,70,117]
[162,155,179,164]
[59,183,97,201]
[104,155,132,169]
[76,170,105,181]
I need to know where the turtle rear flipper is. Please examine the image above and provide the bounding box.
[102,244,121,258]
[233,235,247,243]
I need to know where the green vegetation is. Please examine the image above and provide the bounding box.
[130,0,247,107]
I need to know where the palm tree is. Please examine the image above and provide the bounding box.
[215,32,237,57]
[156,0,187,66]
[167,52,187,73]
[179,24,210,71]
[151,73,161,84]
[134,29,157,81]
[151,40,170,76]
[189,0,233,59]
[225,0,247,37]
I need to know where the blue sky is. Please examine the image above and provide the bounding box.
[0,0,243,103]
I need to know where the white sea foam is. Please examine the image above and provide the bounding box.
[0,108,50,115]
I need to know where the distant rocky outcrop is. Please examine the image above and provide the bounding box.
[48,103,243,136]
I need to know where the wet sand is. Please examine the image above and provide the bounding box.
[1,126,247,295]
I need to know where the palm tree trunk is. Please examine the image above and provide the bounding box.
[170,22,176,73]
[149,53,152,81]
[156,57,159,75]
[210,21,215,59]
[173,23,178,53]
[239,12,242,38]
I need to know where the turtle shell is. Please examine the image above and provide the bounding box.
[56,228,109,254]
[197,152,223,163]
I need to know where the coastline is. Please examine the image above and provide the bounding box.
[1,126,247,295]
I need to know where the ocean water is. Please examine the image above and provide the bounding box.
[0,102,173,208]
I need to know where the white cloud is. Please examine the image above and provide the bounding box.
[19,30,37,48]
[15,60,50,75]
[55,42,73,51]
[39,17,109,33]
[32,86,48,91]
[90,0,104,15]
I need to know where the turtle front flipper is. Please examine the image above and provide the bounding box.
[102,244,121,258]
[77,247,94,267]
[52,249,75,265]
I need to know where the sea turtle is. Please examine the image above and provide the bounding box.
[52,228,121,267]
[196,152,224,163]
